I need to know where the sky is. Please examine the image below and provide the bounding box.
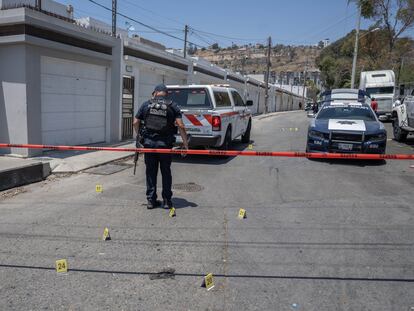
[55,0,412,48]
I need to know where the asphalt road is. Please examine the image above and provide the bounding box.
[0,111,413,311]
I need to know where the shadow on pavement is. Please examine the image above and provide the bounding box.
[393,137,414,150]
[307,158,387,167]
[171,197,198,209]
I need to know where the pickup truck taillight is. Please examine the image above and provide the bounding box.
[212,116,221,131]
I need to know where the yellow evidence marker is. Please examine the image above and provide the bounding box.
[102,227,111,241]
[55,259,68,273]
[95,184,103,193]
[169,207,176,217]
[203,273,215,291]
[248,144,253,150]
[238,208,247,219]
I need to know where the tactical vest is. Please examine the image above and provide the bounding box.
[144,98,174,135]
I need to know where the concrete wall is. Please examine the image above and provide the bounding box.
[0,0,71,17]
[123,57,188,115]
[0,45,28,155]
[0,7,121,156]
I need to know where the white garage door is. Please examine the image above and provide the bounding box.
[41,57,107,145]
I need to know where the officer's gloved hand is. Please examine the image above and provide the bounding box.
[136,135,145,149]
[181,143,188,158]
[173,145,187,158]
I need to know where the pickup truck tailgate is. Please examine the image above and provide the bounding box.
[181,110,214,135]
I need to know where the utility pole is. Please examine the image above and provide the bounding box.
[183,25,189,58]
[264,36,272,114]
[35,0,42,10]
[301,57,308,108]
[112,0,117,37]
[351,4,361,89]
[396,56,404,87]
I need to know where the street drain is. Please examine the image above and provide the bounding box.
[149,268,175,280]
[172,182,204,192]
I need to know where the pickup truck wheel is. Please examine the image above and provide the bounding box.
[393,118,408,142]
[241,120,251,143]
[220,127,232,150]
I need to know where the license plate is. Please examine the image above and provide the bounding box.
[186,128,201,132]
[338,143,353,151]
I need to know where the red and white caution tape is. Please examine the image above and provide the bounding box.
[1,143,414,160]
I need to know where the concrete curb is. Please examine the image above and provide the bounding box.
[0,162,51,191]
[253,110,304,120]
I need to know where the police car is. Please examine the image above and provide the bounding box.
[166,85,253,149]
[306,102,387,154]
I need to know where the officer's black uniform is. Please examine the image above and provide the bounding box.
[135,87,182,208]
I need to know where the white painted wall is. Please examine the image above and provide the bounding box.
[40,56,107,145]
[0,0,71,17]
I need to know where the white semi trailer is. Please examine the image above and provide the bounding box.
[359,70,395,121]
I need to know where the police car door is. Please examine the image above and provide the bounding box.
[231,90,248,137]
[407,96,414,127]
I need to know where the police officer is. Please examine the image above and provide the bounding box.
[133,84,188,210]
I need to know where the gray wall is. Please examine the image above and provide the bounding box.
[24,43,121,154]
[0,44,28,156]
[0,0,70,17]
[0,42,121,156]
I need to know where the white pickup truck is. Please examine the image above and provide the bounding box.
[166,85,253,149]
[392,92,414,141]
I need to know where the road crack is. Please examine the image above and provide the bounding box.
[270,167,286,203]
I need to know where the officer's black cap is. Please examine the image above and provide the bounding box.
[153,84,168,93]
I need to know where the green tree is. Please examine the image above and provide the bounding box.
[318,40,325,49]
[306,80,320,101]
[317,31,414,88]
[351,0,414,51]
[211,43,220,50]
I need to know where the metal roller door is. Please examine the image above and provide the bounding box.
[41,57,107,145]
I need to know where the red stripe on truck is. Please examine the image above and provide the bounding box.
[221,111,239,117]
[185,114,203,126]
[204,114,213,125]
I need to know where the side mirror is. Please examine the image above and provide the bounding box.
[246,100,253,106]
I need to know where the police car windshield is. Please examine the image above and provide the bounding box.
[167,88,212,109]
[317,104,376,121]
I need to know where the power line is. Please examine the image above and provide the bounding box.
[121,0,186,27]
[118,0,183,31]
[296,10,358,42]
[87,0,207,49]
[191,31,216,47]
[190,27,306,46]
[190,27,266,42]
[121,0,270,46]
[190,30,230,47]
